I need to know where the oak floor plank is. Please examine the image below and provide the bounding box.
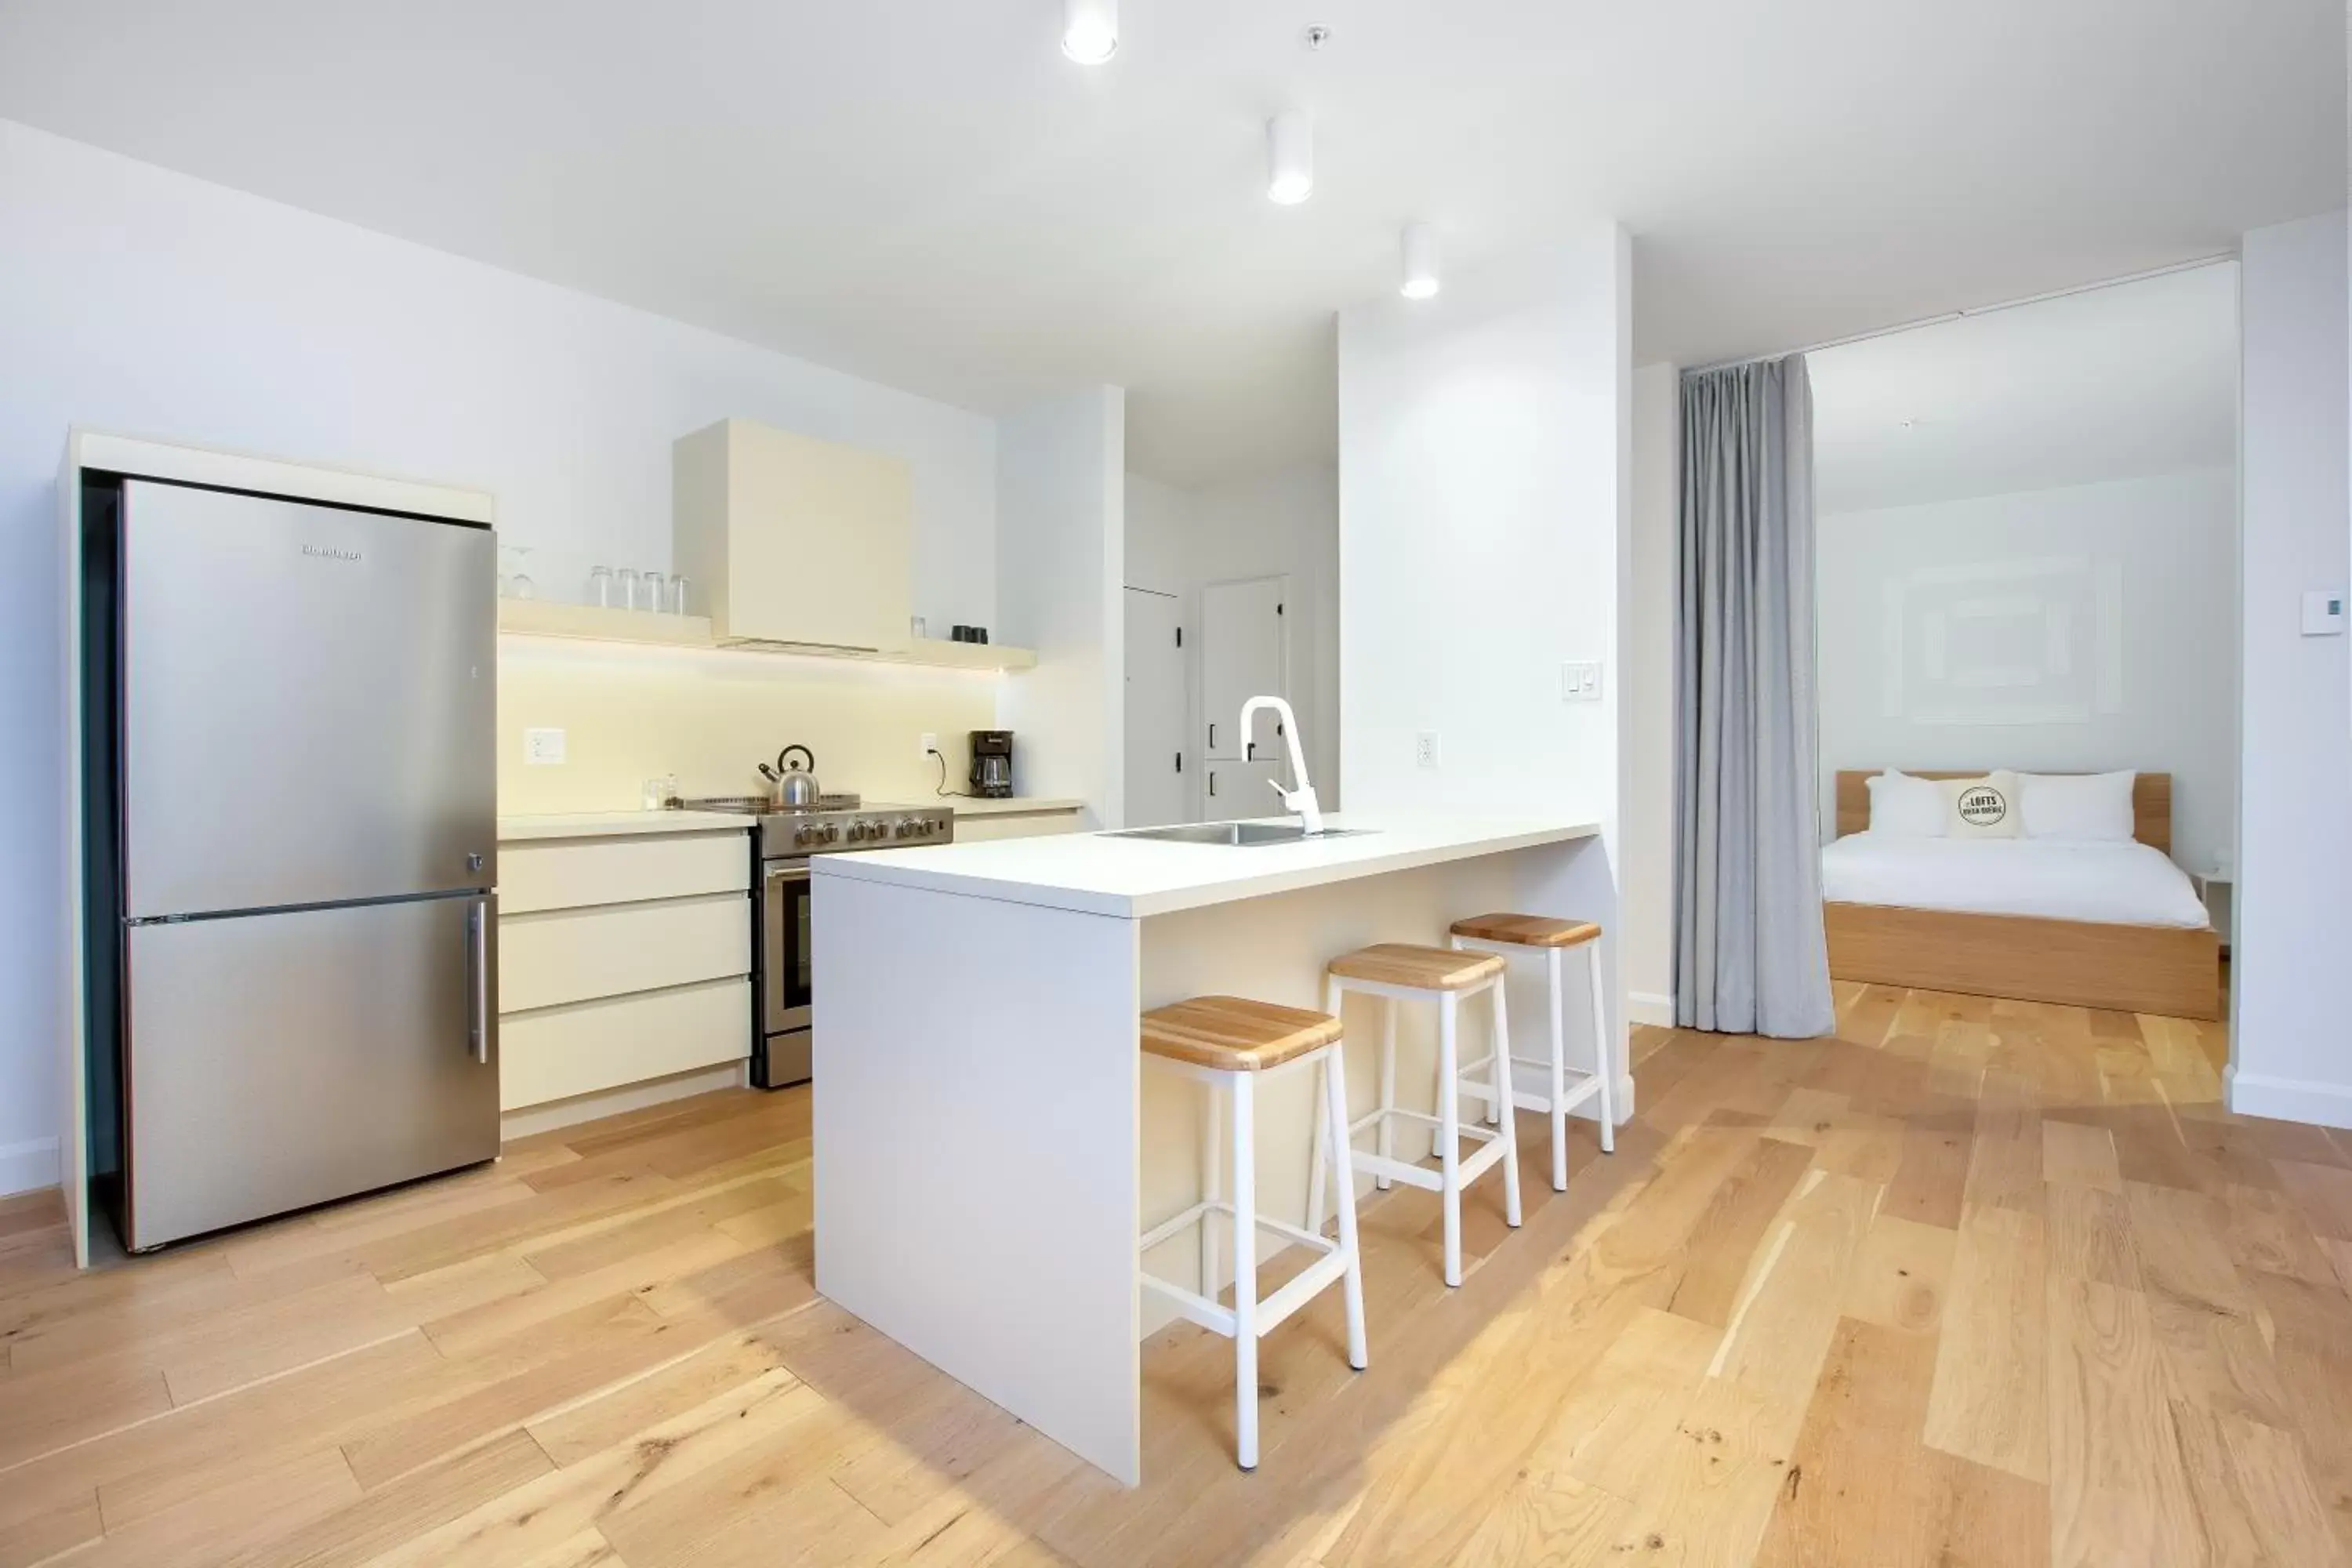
[2042,1120,2124,1194]
[1924,1203,2049,1483]
[1842,1212,1956,1336]
[2045,1278,2205,1568]
[1753,1316,1944,1568]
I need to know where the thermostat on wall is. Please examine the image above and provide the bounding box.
[2302,590,2347,637]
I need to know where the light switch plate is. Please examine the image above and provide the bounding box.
[2302,590,2346,637]
[524,727,567,765]
[1561,660,1604,702]
[1415,731,1441,770]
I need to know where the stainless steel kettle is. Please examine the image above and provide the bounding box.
[764,745,820,810]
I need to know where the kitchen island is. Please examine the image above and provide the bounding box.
[811,814,1613,1483]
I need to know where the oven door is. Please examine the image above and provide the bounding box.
[762,859,813,1033]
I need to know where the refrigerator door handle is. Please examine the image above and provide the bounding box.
[468,898,490,1063]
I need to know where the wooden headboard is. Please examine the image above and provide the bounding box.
[1833,771,2172,855]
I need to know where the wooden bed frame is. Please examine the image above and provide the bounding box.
[1824,771,2222,1020]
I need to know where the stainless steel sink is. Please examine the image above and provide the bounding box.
[1106,822,1374,847]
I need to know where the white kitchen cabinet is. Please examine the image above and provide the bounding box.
[673,419,913,655]
[495,821,753,1128]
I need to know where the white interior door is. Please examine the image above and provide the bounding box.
[1200,575,1287,770]
[1123,588,1188,828]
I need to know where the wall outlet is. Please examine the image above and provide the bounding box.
[1415,731,1441,770]
[1561,660,1604,702]
[524,728,567,765]
[919,731,938,759]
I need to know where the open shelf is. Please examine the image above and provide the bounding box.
[496,600,1037,671]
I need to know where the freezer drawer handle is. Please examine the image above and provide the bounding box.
[467,900,490,1063]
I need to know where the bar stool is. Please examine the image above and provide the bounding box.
[1448,914,1616,1192]
[1138,996,1367,1472]
[1310,944,1520,1289]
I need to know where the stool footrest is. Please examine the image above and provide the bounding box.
[1142,1201,1337,1258]
[1138,1234,1351,1341]
[1455,1065,1608,1117]
[1349,1152,1444,1192]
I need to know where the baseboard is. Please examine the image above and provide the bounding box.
[499,1062,748,1142]
[0,1137,60,1198]
[1625,991,1675,1028]
[2225,1066,2352,1130]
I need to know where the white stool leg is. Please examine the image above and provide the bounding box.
[1200,1076,1223,1297]
[1588,940,1616,1155]
[1229,1069,1258,1470]
[1375,996,1397,1192]
[1321,1045,1368,1370]
[1452,935,1500,1125]
[1491,977,1522,1229]
[1438,991,1463,1288]
[1308,979,1337,1234]
[1548,946,1570,1191]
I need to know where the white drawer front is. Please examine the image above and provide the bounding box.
[501,978,750,1110]
[499,894,750,1012]
[954,811,1084,843]
[500,831,749,915]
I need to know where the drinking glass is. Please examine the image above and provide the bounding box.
[641,571,669,613]
[615,568,641,612]
[668,575,692,616]
[589,565,613,608]
[505,546,535,601]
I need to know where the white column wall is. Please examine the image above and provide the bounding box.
[997,388,1127,829]
[1336,229,1632,1103]
[2232,210,2352,1125]
[1623,362,1680,1027]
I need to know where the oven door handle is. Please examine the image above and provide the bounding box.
[765,864,812,887]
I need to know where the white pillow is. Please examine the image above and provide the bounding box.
[1865,771,1946,837]
[1939,771,2023,839]
[2018,771,2137,841]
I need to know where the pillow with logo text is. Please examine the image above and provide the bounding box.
[1938,771,2022,839]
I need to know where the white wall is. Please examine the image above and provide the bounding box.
[0,119,1003,1195]
[1337,230,1632,1096]
[1123,462,1341,821]
[998,390,1126,828]
[1622,363,1679,1026]
[1817,469,2239,875]
[2232,209,2352,1126]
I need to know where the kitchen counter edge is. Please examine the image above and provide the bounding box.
[498,811,753,842]
[809,817,1602,920]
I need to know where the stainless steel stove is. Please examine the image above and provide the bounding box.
[676,796,954,1088]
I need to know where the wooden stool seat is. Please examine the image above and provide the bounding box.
[1449,915,1617,1189]
[1449,913,1603,949]
[1141,996,1343,1073]
[1325,943,1504,993]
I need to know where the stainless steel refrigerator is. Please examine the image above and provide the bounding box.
[82,475,499,1251]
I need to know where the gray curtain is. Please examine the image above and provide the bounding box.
[1673,355,1835,1038]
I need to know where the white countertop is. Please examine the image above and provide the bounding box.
[811,814,1601,918]
[947,797,1086,817]
[497,810,752,842]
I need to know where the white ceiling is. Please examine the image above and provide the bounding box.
[0,2,2339,484]
[1810,261,2243,514]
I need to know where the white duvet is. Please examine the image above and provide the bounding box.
[1820,833,2212,928]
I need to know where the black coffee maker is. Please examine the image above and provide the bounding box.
[969,731,1014,798]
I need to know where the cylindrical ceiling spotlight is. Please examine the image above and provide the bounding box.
[1399,223,1440,299]
[1062,0,1117,64]
[1266,111,1314,205]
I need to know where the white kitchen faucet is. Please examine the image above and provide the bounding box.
[1238,694,1323,836]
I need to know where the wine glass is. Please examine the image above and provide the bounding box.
[589,565,613,608]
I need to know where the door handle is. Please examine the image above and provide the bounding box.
[1208,722,1216,750]
[467,899,490,1064]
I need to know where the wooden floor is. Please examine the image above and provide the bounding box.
[2,985,2348,1566]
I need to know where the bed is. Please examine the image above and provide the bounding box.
[1822,771,2223,1020]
